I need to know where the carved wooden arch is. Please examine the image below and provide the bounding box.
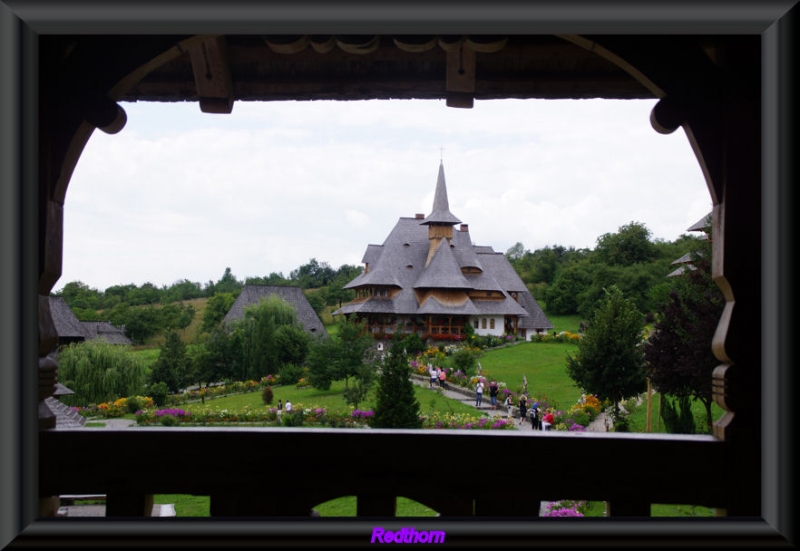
[562,35,760,424]
[36,34,759,514]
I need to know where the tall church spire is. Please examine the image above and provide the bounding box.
[422,161,461,226]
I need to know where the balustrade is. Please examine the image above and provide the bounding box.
[39,427,724,518]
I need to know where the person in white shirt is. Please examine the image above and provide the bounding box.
[285,401,292,413]
[475,380,485,407]
[429,364,438,388]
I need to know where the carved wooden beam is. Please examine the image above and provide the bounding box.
[446,44,475,109]
[188,36,234,114]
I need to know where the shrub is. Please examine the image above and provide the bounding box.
[450,347,480,377]
[149,381,169,407]
[159,414,178,427]
[660,394,696,434]
[569,408,590,428]
[262,386,274,405]
[126,396,142,414]
[281,410,305,427]
[613,414,630,432]
[277,363,303,385]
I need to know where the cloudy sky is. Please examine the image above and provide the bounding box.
[59,98,712,293]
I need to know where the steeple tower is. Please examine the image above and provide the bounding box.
[421,162,462,265]
[421,161,461,232]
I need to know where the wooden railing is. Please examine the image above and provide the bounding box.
[39,427,725,518]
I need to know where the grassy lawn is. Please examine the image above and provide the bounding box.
[182,378,481,419]
[541,312,583,334]
[478,341,581,411]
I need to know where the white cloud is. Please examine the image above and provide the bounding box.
[59,98,711,292]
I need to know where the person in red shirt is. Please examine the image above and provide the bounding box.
[542,410,555,431]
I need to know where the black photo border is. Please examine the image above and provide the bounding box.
[1,1,796,548]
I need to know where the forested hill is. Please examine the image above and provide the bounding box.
[54,221,707,346]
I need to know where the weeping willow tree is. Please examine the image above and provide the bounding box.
[57,339,147,406]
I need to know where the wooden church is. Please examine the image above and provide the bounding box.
[334,162,553,342]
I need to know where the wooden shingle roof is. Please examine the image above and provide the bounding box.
[335,163,553,331]
[687,212,713,232]
[223,285,328,337]
[48,296,86,339]
[421,162,462,226]
[79,321,133,345]
[46,397,86,428]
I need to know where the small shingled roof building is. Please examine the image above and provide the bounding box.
[333,162,553,342]
[47,296,132,348]
[222,285,328,337]
[667,212,712,278]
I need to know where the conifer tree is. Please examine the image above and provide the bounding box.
[566,285,648,419]
[372,334,422,429]
[150,330,188,393]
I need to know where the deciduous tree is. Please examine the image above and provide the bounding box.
[57,340,147,406]
[306,317,374,391]
[643,238,723,432]
[233,295,310,381]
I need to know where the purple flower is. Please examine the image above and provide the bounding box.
[155,408,189,417]
[544,508,584,517]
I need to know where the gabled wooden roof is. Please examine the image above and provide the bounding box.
[79,321,133,346]
[687,212,713,232]
[223,285,328,337]
[335,163,553,330]
[45,397,87,429]
[48,296,87,339]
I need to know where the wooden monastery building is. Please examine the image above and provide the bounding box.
[334,162,553,342]
[47,296,132,349]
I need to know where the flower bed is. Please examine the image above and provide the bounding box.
[541,500,588,517]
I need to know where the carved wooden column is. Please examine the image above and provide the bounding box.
[648,37,761,517]
[707,42,761,516]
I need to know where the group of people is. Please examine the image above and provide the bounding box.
[475,379,503,408]
[437,370,557,431]
[428,364,449,389]
[276,399,292,415]
[498,392,554,430]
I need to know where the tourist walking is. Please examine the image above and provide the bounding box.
[488,381,498,409]
[285,400,293,413]
[429,364,438,388]
[518,394,528,425]
[438,368,447,389]
[529,404,539,430]
[504,395,513,419]
[475,379,485,407]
